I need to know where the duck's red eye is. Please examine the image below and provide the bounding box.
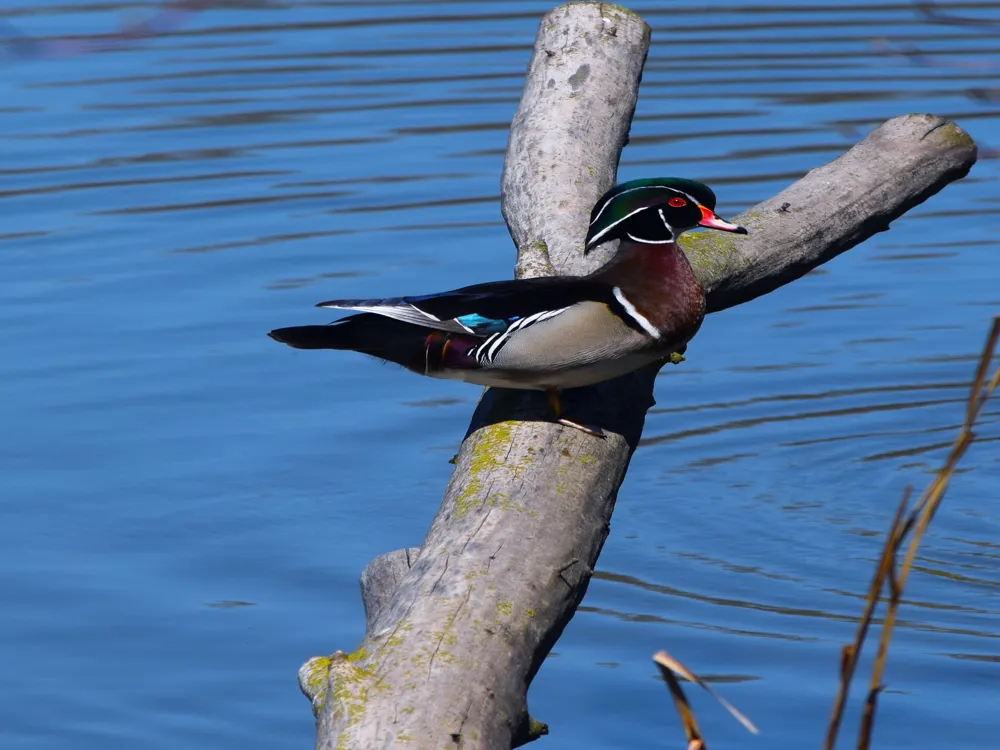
[668,197,687,208]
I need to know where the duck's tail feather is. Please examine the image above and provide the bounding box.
[269,314,409,354]
[268,313,479,373]
[268,325,348,350]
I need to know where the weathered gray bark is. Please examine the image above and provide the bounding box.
[298,4,977,749]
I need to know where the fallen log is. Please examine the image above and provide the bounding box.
[298,3,977,749]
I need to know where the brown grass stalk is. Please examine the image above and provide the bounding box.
[825,315,1000,750]
[655,651,706,750]
[654,649,758,749]
[823,489,910,750]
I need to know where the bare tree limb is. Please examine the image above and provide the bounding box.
[301,3,977,749]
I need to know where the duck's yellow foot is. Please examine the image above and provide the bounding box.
[546,388,605,438]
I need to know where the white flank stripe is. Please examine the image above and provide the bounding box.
[613,287,661,339]
[474,333,500,364]
[486,331,509,361]
[472,307,571,365]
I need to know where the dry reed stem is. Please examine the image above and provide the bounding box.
[823,489,910,750]
[654,651,706,749]
[654,649,758,748]
[824,316,1000,750]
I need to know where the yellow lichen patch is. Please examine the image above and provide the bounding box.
[299,655,332,714]
[925,119,975,149]
[451,422,532,518]
[496,494,532,515]
[528,718,549,739]
[391,589,480,683]
[524,608,536,618]
[345,646,367,662]
[328,647,391,737]
[496,599,514,618]
[679,230,748,288]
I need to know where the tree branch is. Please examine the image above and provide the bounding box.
[301,3,977,749]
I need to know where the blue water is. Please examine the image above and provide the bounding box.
[2,1,999,748]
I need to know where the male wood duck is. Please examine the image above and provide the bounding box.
[268,177,746,434]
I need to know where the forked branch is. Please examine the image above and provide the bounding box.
[301,4,977,749]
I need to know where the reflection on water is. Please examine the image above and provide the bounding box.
[1,1,999,749]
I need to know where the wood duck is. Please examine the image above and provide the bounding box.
[269,177,747,434]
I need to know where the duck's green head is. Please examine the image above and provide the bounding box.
[584,177,747,253]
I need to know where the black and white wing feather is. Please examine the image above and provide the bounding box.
[316,277,616,338]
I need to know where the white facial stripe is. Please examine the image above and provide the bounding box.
[589,187,704,250]
[587,205,649,246]
[590,186,651,226]
[626,233,673,244]
[589,184,690,227]
[657,209,675,237]
[622,210,675,245]
[613,287,661,339]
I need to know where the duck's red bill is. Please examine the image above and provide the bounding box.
[698,204,748,234]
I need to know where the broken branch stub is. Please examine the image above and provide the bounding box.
[303,3,977,749]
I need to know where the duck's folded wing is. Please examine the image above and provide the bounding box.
[466,299,651,373]
[315,276,616,336]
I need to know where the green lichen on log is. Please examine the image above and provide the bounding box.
[450,422,538,518]
[326,647,390,747]
[299,655,332,714]
[922,119,976,149]
[679,229,746,285]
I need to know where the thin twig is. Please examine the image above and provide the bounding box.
[654,651,706,750]
[858,318,1000,748]
[825,316,1000,750]
[823,488,910,750]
